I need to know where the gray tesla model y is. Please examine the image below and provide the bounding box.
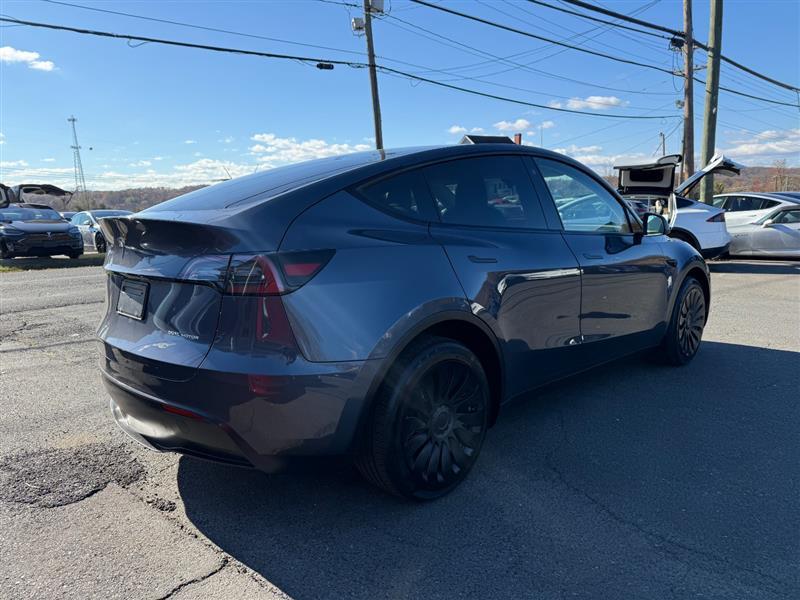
[99,140,710,499]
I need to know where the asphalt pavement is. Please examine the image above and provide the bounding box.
[0,260,798,599]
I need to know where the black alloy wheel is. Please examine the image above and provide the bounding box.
[357,336,490,500]
[399,359,486,489]
[95,234,107,254]
[677,285,705,358]
[659,277,706,365]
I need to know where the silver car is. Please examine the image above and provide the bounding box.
[70,210,132,253]
[728,204,800,257]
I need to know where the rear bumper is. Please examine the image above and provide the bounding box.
[101,344,378,471]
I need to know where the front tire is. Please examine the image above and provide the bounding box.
[356,336,490,500]
[659,277,706,365]
[95,234,107,254]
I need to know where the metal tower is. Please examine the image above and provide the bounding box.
[68,115,88,207]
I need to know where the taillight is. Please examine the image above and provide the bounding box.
[178,254,231,288]
[225,250,334,296]
[707,212,726,223]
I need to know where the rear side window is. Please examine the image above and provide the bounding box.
[356,169,436,221]
[759,199,780,209]
[775,209,800,224]
[676,197,693,209]
[422,156,547,229]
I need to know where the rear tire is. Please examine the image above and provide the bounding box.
[95,234,107,254]
[356,336,490,500]
[658,277,706,366]
[0,242,12,260]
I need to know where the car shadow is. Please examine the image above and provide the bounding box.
[710,259,799,275]
[177,342,799,599]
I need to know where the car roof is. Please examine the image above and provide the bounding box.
[713,192,798,201]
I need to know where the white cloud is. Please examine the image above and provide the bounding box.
[553,144,603,155]
[42,158,56,162]
[0,132,5,145]
[540,120,556,130]
[152,156,165,161]
[184,139,197,144]
[248,133,370,168]
[494,118,531,132]
[565,96,628,111]
[470,127,485,134]
[128,160,152,167]
[2,133,379,191]
[193,151,203,157]
[219,136,234,144]
[723,128,800,165]
[548,100,563,109]
[30,60,55,72]
[0,46,57,71]
[447,125,467,135]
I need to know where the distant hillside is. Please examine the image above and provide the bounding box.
[73,186,205,212]
[20,164,800,213]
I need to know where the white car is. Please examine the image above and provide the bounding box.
[727,204,800,257]
[712,192,800,227]
[615,154,743,259]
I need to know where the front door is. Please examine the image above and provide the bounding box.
[424,155,582,397]
[534,157,671,356]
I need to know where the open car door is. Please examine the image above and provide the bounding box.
[674,154,744,199]
[614,154,681,227]
[10,184,73,208]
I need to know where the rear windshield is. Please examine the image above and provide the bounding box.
[0,207,63,221]
[144,151,383,212]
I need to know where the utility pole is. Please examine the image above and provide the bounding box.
[363,0,384,151]
[659,131,666,156]
[68,115,88,209]
[699,0,723,203]
[681,0,694,182]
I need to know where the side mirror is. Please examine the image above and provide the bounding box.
[643,212,668,236]
[762,219,775,228]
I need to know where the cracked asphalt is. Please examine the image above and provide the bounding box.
[0,260,798,599]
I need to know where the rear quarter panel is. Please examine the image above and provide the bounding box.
[279,190,469,362]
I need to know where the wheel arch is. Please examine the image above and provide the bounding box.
[669,227,701,251]
[360,311,504,440]
[684,265,711,322]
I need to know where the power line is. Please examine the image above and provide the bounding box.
[408,0,676,76]
[0,16,678,119]
[407,1,798,108]
[41,0,369,58]
[555,0,800,94]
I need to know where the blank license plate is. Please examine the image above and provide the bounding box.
[117,279,149,320]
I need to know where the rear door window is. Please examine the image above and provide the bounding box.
[422,156,547,229]
[356,169,436,221]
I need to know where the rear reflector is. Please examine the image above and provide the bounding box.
[707,212,725,223]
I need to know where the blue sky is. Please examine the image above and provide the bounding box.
[1,0,798,190]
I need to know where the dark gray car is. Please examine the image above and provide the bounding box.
[98,142,710,499]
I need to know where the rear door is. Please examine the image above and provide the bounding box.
[424,155,582,396]
[751,208,800,254]
[534,157,670,353]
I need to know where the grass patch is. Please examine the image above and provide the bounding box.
[0,254,106,273]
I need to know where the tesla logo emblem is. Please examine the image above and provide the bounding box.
[47,232,52,238]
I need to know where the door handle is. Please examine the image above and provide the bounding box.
[468,255,498,264]
[666,258,677,267]
[582,253,603,260]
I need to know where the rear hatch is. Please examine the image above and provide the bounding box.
[98,216,243,379]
